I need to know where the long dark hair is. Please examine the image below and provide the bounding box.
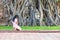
[12,15,19,22]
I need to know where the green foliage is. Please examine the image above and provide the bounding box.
[58,0,60,2]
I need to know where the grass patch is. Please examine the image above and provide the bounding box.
[0,26,60,30]
[21,26,60,30]
[0,26,13,30]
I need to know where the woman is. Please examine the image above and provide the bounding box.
[12,15,21,31]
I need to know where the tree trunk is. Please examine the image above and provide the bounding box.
[0,0,59,26]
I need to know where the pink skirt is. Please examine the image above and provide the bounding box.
[12,22,21,30]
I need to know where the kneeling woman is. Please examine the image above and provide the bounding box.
[12,15,21,31]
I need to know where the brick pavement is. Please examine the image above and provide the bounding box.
[0,32,60,40]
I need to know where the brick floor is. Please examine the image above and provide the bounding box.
[0,33,60,40]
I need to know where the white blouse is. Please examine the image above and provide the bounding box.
[14,18,18,23]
